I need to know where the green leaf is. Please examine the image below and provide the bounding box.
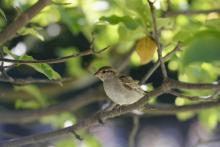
[0,8,7,29]
[125,0,150,27]
[205,19,220,30]
[18,27,44,41]
[199,109,218,130]
[41,112,76,128]
[19,55,61,80]
[157,18,173,29]
[181,30,220,66]
[118,24,145,42]
[174,20,202,42]
[180,63,218,83]
[99,15,139,30]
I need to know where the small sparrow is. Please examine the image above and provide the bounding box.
[94,66,146,105]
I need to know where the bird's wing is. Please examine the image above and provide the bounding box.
[119,75,145,95]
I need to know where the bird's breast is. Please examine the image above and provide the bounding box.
[103,79,143,105]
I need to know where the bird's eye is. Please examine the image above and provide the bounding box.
[102,70,109,73]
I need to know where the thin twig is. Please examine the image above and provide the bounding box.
[0,0,52,45]
[0,77,71,85]
[166,0,171,11]
[211,87,220,99]
[71,130,83,141]
[141,42,181,84]
[0,49,5,73]
[0,46,109,65]
[128,116,140,147]
[148,0,168,79]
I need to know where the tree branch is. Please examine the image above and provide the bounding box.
[128,116,139,147]
[0,0,52,45]
[0,46,109,65]
[0,77,71,85]
[0,85,165,147]
[169,79,220,90]
[169,90,214,101]
[2,79,220,146]
[141,42,181,84]
[148,0,168,79]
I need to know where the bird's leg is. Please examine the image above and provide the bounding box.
[112,104,121,111]
[97,101,116,124]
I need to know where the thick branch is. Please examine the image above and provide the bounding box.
[0,0,52,45]
[145,99,220,115]
[170,79,220,90]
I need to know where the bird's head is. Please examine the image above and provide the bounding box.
[94,66,118,81]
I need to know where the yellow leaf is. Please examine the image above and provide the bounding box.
[135,36,157,64]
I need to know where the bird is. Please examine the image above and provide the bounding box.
[94,66,146,105]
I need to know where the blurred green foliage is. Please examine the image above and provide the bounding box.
[1,0,220,145]
[0,8,7,30]
[14,85,48,109]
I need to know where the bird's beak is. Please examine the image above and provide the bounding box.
[94,71,99,77]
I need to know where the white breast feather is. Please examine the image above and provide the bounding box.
[103,77,144,105]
